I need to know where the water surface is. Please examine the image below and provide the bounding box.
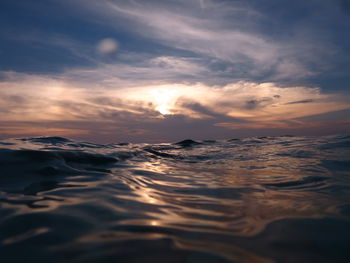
[1,135,350,262]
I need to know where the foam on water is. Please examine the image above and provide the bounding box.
[1,135,350,262]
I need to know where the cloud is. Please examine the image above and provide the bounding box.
[86,1,278,64]
[61,55,213,87]
[285,99,314,105]
[1,70,349,142]
[0,0,349,142]
[63,0,344,81]
[3,0,348,86]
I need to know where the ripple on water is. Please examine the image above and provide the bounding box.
[0,135,350,262]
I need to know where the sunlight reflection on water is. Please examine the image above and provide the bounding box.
[0,135,350,262]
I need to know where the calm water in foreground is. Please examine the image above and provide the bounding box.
[0,135,350,263]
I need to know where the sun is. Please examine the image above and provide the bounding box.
[150,88,177,115]
[155,104,171,115]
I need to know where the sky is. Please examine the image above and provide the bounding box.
[0,0,350,143]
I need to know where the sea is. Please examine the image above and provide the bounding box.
[0,135,350,263]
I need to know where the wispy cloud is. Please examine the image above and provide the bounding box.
[63,0,342,81]
[1,0,349,142]
[2,0,348,83]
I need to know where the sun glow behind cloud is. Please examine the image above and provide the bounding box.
[0,0,349,142]
[0,70,349,142]
[152,89,176,115]
[126,86,180,115]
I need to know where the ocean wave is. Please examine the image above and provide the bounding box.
[0,135,350,262]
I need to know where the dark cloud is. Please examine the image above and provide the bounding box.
[245,97,274,110]
[55,99,160,122]
[285,99,314,105]
[297,108,350,122]
[0,94,31,113]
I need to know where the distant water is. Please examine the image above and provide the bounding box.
[1,135,350,263]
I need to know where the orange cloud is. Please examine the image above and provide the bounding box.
[1,72,349,142]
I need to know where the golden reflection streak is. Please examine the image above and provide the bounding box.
[115,142,342,238]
